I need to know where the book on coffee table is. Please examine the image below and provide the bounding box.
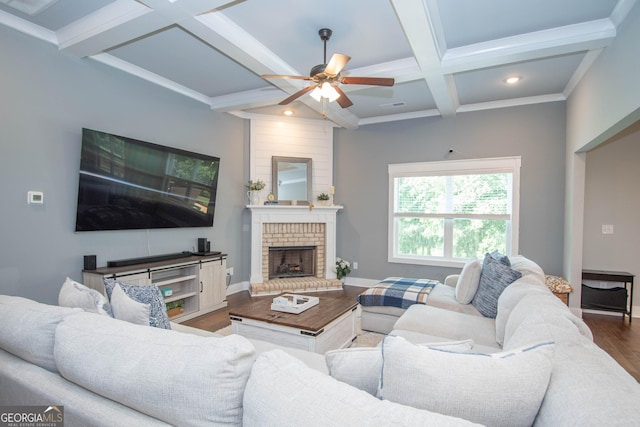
[271,294,319,314]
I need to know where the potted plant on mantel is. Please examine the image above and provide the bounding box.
[246,179,266,205]
[316,192,330,206]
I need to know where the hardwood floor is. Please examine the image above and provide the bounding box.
[583,313,640,381]
[183,286,640,381]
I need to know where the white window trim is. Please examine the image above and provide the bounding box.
[388,156,521,268]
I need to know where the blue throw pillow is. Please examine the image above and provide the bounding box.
[489,250,511,266]
[103,279,171,329]
[472,253,522,318]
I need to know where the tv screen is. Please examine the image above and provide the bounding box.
[75,128,220,231]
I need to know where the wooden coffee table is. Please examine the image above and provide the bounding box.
[229,291,358,354]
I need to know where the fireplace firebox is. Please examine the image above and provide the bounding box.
[269,246,317,279]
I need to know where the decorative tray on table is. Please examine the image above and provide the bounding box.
[271,294,319,314]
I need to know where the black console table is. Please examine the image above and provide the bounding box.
[582,270,634,322]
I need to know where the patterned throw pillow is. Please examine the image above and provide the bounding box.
[472,253,522,318]
[103,279,171,329]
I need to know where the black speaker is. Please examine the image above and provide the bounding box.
[206,241,211,252]
[84,255,97,270]
[197,238,207,253]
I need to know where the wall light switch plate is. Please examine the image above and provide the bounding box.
[602,224,614,235]
[28,191,44,204]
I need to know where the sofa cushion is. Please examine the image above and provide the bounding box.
[325,340,474,396]
[54,312,256,427]
[58,277,113,316]
[110,283,151,325]
[507,310,640,425]
[393,304,498,348]
[495,279,550,346]
[243,349,481,427]
[0,295,82,373]
[503,293,593,350]
[103,278,170,329]
[454,259,482,304]
[425,284,483,315]
[379,335,554,427]
[472,253,522,318]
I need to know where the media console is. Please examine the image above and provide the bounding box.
[84,253,228,323]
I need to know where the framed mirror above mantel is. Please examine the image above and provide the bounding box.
[272,156,312,204]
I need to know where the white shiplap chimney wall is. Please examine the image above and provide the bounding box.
[249,117,335,200]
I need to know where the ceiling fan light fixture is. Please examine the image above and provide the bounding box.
[310,87,322,102]
[321,82,340,102]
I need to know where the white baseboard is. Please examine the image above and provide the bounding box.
[343,277,381,288]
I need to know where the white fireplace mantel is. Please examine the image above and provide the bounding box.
[248,205,343,284]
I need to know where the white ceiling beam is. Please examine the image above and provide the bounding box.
[57,0,236,58]
[391,0,458,117]
[186,10,359,128]
[91,52,213,105]
[0,9,56,44]
[441,19,616,74]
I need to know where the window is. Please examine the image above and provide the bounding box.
[388,157,521,267]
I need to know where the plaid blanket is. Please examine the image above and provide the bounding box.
[357,277,439,309]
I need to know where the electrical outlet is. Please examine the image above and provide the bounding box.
[353,262,358,270]
[227,267,234,276]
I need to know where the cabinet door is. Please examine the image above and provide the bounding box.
[199,258,227,312]
[114,272,151,285]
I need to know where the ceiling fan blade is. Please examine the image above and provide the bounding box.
[278,85,317,105]
[261,74,311,80]
[333,86,353,108]
[340,76,395,86]
[324,53,351,75]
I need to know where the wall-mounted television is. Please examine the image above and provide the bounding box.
[75,128,220,232]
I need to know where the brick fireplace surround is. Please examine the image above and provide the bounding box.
[248,205,343,295]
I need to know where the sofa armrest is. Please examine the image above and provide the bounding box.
[444,275,459,287]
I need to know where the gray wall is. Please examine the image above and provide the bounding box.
[334,103,567,282]
[0,26,248,304]
[0,23,569,304]
[583,123,640,309]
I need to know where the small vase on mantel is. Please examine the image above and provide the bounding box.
[247,190,261,206]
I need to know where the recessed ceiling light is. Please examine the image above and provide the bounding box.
[504,76,522,85]
[283,110,293,116]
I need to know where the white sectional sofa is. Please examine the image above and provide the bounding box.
[1,254,639,426]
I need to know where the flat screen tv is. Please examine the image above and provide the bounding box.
[75,128,220,231]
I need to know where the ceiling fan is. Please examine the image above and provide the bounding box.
[261,28,395,109]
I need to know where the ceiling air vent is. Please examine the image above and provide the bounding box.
[380,101,407,109]
[0,0,58,15]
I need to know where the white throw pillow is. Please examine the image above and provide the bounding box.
[58,277,113,316]
[379,335,554,427]
[54,312,256,426]
[110,284,150,325]
[244,349,480,427]
[326,339,474,396]
[455,260,482,304]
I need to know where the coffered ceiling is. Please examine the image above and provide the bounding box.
[0,0,634,128]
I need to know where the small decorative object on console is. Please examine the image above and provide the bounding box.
[271,294,319,314]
